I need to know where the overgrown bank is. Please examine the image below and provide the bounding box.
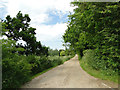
[2,47,74,89]
[78,49,119,83]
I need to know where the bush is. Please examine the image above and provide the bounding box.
[81,49,119,77]
[81,49,105,70]
[60,51,65,56]
[47,58,63,67]
[2,51,72,89]
[48,49,59,56]
[48,56,72,67]
[28,55,50,74]
[2,54,32,88]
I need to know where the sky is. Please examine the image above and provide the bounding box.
[0,0,75,50]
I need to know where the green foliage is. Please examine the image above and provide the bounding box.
[2,39,72,89]
[60,50,65,56]
[2,54,32,88]
[2,39,30,88]
[48,49,59,56]
[30,56,52,74]
[64,48,75,56]
[82,49,105,70]
[2,39,25,59]
[80,49,118,82]
[1,11,74,89]
[2,11,48,56]
[48,56,72,66]
[62,43,75,56]
[80,55,118,83]
[63,2,120,74]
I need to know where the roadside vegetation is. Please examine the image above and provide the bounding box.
[79,50,118,83]
[63,2,120,83]
[1,12,74,89]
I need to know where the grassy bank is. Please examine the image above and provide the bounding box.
[78,50,119,83]
[79,59,118,83]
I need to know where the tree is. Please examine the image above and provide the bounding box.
[48,49,59,56]
[63,1,120,71]
[2,11,48,56]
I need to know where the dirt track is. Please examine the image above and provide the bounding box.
[22,55,118,88]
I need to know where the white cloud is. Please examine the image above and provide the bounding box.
[5,0,74,22]
[5,0,75,27]
[33,23,67,42]
[31,14,51,25]
[6,0,19,17]
[3,0,75,49]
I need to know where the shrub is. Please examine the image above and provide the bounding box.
[28,55,49,74]
[81,49,105,70]
[60,51,65,56]
[81,49,118,76]
[2,54,32,88]
[2,52,72,89]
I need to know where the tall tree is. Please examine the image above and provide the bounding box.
[2,11,48,56]
[63,2,120,71]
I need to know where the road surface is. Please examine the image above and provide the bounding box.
[22,55,118,88]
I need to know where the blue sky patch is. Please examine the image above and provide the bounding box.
[0,5,7,20]
[43,10,68,25]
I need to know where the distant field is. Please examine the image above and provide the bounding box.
[48,55,72,61]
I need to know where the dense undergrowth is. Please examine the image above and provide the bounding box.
[2,53,73,89]
[78,49,119,83]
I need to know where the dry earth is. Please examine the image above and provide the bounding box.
[22,55,118,89]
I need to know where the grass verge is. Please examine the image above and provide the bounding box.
[31,65,57,79]
[79,59,118,83]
